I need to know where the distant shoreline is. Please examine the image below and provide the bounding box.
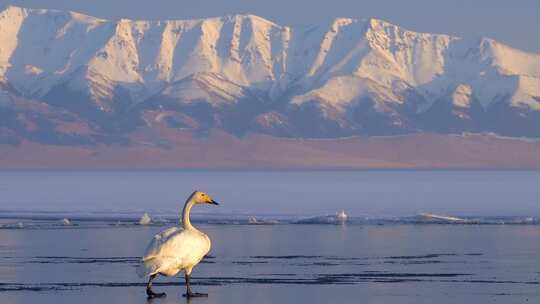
[2,132,540,169]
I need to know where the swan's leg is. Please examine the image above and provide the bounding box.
[146,274,166,299]
[183,272,208,298]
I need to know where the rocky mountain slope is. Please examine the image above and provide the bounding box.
[1,5,540,146]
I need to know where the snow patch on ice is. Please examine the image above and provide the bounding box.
[139,213,152,225]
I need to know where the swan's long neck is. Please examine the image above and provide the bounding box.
[181,196,196,230]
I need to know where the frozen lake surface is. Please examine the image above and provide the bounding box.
[1,170,540,303]
[2,221,540,303]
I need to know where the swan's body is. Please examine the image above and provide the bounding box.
[137,226,211,277]
[137,191,219,298]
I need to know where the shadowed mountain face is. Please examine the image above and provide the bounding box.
[1,5,540,146]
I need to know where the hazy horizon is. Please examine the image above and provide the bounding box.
[2,170,539,217]
[1,0,540,53]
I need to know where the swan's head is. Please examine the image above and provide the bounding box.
[191,191,219,205]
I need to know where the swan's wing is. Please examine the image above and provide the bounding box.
[141,227,182,261]
[137,227,211,278]
[137,227,183,277]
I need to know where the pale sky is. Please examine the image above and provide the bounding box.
[2,0,539,53]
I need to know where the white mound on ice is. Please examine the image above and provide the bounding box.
[139,213,152,225]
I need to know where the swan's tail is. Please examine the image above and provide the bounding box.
[136,258,159,278]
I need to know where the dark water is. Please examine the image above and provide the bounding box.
[1,170,540,303]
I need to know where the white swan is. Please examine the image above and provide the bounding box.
[137,191,219,298]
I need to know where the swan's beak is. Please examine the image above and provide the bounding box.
[208,200,219,205]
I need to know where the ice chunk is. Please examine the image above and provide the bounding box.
[60,218,72,225]
[337,210,348,223]
[139,213,152,225]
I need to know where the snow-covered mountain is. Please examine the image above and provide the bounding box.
[1,5,540,145]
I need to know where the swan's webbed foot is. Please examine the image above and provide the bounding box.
[146,289,167,299]
[146,274,166,299]
[183,273,208,298]
[183,292,208,298]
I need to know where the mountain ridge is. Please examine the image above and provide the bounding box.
[1,5,540,148]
